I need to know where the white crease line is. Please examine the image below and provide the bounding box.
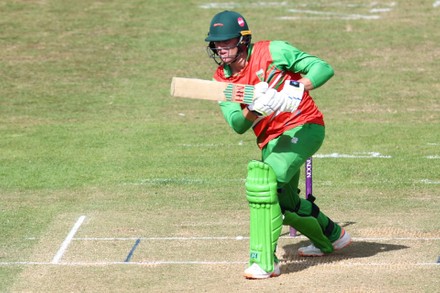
[0,261,438,267]
[287,9,381,20]
[304,262,439,267]
[426,155,440,159]
[314,152,392,158]
[51,216,86,264]
[72,236,440,241]
[123,177,436,186]
[75,236,243,241]
[0,261,246,266]
[370,8,392,13]
[350,237,440,241]
[420,179,440,184]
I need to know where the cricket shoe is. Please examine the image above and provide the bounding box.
[298,228,352,257]
[244,262,281,279]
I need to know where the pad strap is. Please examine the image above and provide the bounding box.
[324,218,335,237]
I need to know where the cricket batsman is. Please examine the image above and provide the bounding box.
[205,11,352,279]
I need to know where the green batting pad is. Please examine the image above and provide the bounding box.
[246,160,283,273]
[283,211,333,253]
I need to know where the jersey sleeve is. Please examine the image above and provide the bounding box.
[219,101,253,134]
[269,41,334,88]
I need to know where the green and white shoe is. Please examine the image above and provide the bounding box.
[298,228,352,257]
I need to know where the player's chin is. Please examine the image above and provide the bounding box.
[220,56,234,64]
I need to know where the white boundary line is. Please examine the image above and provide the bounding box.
[51,215,86,264]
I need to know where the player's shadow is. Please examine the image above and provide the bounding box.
[281,221,357,238]
[279,239,409,274]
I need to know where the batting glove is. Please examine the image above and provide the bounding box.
[277,80,304,113]
[248,82,283,116]
[253,81,269,98]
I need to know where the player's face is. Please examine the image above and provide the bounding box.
[214,38,239,64]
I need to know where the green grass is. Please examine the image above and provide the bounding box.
[0,1,439,292]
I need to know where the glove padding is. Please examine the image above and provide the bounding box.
[277,80,304,113]
[247,82,282,116]
[248,80,304,117]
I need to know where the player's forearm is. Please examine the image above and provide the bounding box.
[303,61,334,89]
[219,102,253,134]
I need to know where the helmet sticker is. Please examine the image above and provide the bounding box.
[213,23,224,27]
[237,17,245,27]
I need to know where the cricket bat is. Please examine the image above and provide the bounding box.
[170,77,255,104]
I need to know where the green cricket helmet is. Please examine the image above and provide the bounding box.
[205,11,252,64]
[205,10,252,42]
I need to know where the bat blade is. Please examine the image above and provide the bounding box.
[170,77,255,104]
